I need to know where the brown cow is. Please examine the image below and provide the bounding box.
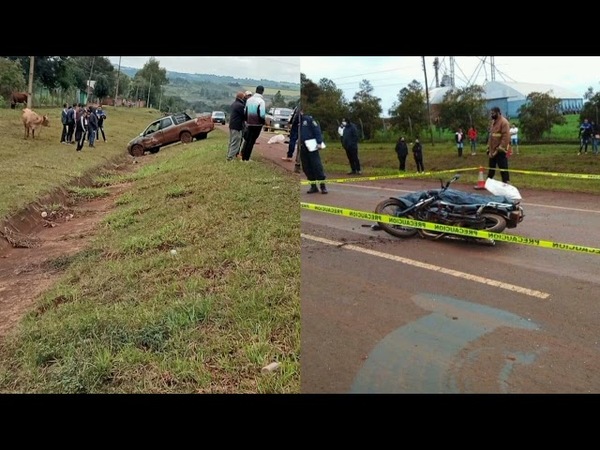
[10,92,28,109]
[22,108,49,139]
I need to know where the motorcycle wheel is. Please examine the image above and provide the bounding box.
[418,213,507,241]
[481,213,507,233]
[374,198,418,238]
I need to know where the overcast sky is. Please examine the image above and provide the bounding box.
[107,56,600,116]
[300,56,600,115]
[107,56,301,84]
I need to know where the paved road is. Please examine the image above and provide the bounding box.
[299,177,600,394]
[240,125,600,393]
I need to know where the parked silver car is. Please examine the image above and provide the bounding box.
[211,111,226,125]
[264,107,294,132]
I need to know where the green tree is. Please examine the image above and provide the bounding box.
[308,78,347,139]
[115,72,132,101]
[162,95,187,113]
[518,91,566,141]
[300,73,320,108]
[0,57,26,100]
[6,56,67,89]
[93,74,110,102]
[580,93,600,125]
[438,84,487,133]
[133,57,168,107]
[271,90,286,107]
[348,79,382,140]
[64,57,91,92]
[389,80,428,139]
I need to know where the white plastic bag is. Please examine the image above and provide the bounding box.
[267,134,286,144]
[484,177,522,201]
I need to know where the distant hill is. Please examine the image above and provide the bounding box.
[119,66,299,90]
[117,66,300,110]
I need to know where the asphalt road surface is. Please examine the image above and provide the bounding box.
[240,126,600,394]
[300,176,600,394]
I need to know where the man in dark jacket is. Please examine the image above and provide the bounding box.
[87,106,98,147]
[299,109,328,194]
[60,103,69,143]
[66,104,75,144]
[227,91,247,161]
[395,136,409,171]
[282,105,300,161]
[341,118,361,175]
[96,105,107,142]
[75,106,89,152]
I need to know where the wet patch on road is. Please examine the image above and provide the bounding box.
[350,293,539,393]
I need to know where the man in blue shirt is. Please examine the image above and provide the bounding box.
[579,118,592,155]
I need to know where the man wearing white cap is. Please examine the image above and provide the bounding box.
[240,85,266,161]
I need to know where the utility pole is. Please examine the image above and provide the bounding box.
[114,56,121,105]
[433,57,439,88]
[146,73,152,108]
[27,56,34,109]
[87,57,96,103]
[422,56,434,146]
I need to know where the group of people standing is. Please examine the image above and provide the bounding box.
[578,118,600,155]
[394,137,424,173]
[394,106,512,183]
[230,98,515,194]
[226,86,266,162]
[60,103,107,151]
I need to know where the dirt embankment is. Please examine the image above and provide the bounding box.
[0,130,297,339]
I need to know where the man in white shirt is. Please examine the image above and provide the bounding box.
[509,123,519,154]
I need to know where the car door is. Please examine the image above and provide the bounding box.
[159,117,179,145]
[143,120,163,149]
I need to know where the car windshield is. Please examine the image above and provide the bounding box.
[212,112,225,118]
[275,109,292,116]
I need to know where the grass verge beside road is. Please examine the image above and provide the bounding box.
[321,140,600,193]
[0,128,300,393]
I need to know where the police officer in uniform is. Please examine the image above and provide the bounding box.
[299,109,328,194]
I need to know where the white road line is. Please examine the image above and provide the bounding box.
[302,233,550,300]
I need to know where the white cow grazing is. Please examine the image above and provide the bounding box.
[22,108,50,139]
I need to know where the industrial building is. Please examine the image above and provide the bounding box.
[429,80,583,118]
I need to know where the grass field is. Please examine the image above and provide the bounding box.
[321,115,600,194]
[0,105,597,392]
[0,107,300,393]
[0,106,165,220]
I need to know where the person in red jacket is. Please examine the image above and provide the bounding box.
[467,126,478,155]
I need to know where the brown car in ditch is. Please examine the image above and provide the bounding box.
[127,112,215,157]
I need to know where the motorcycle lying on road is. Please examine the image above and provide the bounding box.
[373,174,525,246]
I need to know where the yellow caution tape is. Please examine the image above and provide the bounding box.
[301,202,600,255]
[301,167,600,185]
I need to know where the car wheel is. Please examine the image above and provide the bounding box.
[180,131,192,144]
[130,144,145,157]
